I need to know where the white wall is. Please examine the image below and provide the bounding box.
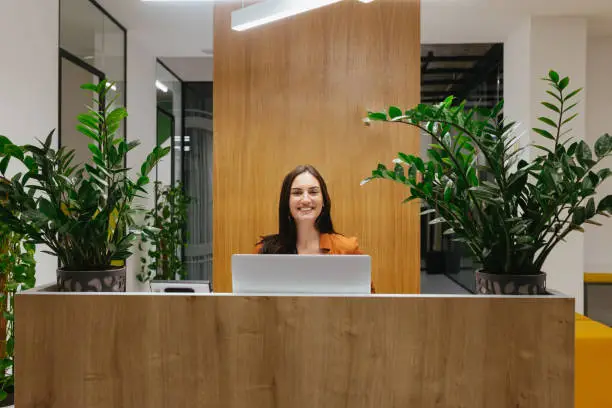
[505,17,588,312]
[0,0,59,286]
[585,37,612,273]
[504,18,532,158]
[125,34,158,291]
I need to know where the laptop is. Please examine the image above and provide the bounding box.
[231,254,371,295]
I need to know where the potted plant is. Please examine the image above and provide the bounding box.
[138,181,191,286]
[0,178,36,405]
[0,80,169,292]
[0,225,35,406]
[363,71,612,294]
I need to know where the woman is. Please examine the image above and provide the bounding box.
[255,165,374,292]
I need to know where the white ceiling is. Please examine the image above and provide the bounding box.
[94,0,612,76]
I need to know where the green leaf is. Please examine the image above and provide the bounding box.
[559,77,570,90]
[444,180,453,202]
[562,113,578,126]
[76,124,99,141]
[388,106,403,119]
[576,141,593,164]
[563,102,578,113]
[598,168,612,182]
[38,198,57,220]
[533,128,555,140]
[80,83,98,92]
[586,198,596,219]
[0,156,9,174]
[595,133,612,159]
[367,112,387,121]
[538,117,557,128]
[597,195,612,213]
[88,143,103,158]
[549,70,560,83]
[565,88,582,100]
[541,102,560,113]
[546,90,562,103]
[533,144,554,155]
[572,206,586,225]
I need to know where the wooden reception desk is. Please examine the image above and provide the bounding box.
[15,289,574,408]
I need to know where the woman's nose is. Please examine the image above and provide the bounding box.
[300,192,312,202]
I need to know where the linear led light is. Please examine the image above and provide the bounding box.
[231,0,343,32]
[155,80,168,93]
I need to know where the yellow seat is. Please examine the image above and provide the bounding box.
[575,314,612,408]
[584,273,612,283]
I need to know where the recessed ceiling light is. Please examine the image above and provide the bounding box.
[231,0,343,31]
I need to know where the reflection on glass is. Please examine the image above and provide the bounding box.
[183,83,213,282]
[419,43,503,294]
[59,0,126,146]
[155,62,182,186]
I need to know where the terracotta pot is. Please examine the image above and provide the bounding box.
[57,267,126,292]
[475,270,547,295]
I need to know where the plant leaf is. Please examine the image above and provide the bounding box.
[595,133,612,159]
[533,128,555,140]
[538,117,557,128]
[388,106,402,119]
[541,102,559,113]
[549,70,560,83]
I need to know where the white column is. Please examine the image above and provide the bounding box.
[0,0,59,286]
[585,37,612,274]
[505,17,588,312]
[126,34,158,291]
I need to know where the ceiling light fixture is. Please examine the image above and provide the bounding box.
[156,80,169,93]
[231,0,343,32]
[358,0,375,3]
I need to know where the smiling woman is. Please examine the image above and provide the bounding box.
[255,165,364,257]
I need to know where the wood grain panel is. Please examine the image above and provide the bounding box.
[213,1,421,293]
[15,293,574,408]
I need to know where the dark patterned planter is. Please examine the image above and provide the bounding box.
[57,267,126,292]
[475,270,547,295]
[0,389,14,407]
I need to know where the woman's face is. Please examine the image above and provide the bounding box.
[289,171,324,224]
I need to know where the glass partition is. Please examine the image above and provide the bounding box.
[420,43,503,294]
[183,83,214,283]
[155,61,183,186]
[59,0,126,148]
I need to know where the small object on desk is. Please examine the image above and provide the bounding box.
[150,280,211,294]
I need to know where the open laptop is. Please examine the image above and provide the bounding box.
[231,254,371,295]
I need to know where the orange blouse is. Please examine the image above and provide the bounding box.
[254,233,375,293]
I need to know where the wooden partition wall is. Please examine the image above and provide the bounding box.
[213,1,421,293]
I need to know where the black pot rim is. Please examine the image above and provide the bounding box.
[57,266,126,273]
[476,269,546,278]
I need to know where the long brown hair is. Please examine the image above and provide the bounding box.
[258,165,336,254]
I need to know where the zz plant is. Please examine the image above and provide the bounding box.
[363,71,612,279]
[0,80,169,273]
[138,181,191,284]
[0,206,36,401]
